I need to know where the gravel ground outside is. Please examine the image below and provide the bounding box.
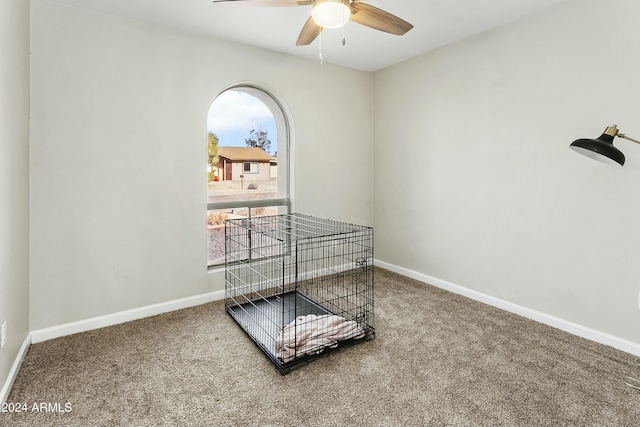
[207,206,280,267]
[207,227,225,266]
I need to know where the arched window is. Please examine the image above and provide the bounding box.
[206,85,291,268]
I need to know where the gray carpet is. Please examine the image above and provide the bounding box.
[3,268,640,426]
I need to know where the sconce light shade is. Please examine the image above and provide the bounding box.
[312,0,351,29]
[570,125,626,167]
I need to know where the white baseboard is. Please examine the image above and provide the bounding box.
[1,335,31,404]
[30,290,225,344]
[374,259,640,357]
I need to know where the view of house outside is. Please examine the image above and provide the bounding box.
[207,89,285,267]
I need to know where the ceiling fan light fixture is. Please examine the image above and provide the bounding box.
[311,0,350,29]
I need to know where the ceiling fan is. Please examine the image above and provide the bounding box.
[211,0,413,46]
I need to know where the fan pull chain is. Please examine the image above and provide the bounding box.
[342,9,346,46]
[319,31,323,65]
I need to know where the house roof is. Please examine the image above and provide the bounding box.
[217,147,275,162]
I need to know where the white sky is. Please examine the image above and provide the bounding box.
[207,91,278,154]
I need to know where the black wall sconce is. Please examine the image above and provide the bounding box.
[570,125,640,166]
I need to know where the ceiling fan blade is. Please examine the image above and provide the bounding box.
[350,2,413,35]
[296,17,322,46]
[212,0,311,7]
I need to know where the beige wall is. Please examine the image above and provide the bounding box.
[0,0,30,401]
[373,0,640,346]
[30,0,373,330]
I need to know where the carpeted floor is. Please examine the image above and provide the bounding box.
[3,268,640,426]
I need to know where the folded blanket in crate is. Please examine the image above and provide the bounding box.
[275,314,365,363]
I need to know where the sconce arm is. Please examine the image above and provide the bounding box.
[618,133,640,145]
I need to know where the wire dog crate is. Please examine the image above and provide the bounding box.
[224,213,374,374]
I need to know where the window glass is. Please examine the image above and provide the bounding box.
[243,162,259,174]
[207,87,289,268]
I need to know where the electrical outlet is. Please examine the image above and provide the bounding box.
[1,321,6,349]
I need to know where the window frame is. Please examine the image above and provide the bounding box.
[243,162,259,174]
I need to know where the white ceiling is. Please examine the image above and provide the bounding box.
[49,0,568,72]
